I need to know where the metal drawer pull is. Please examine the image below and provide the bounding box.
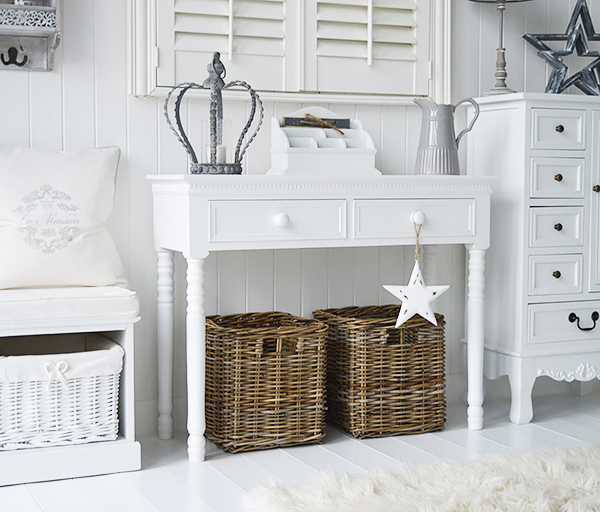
[554,223,563,231]
[552,270,561,279]
[594,185,600,193]
[569,311,599,331]
[554,174,563,182]
[273,212,290,228]
[556,124,565,133]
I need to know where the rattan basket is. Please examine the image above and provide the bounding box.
[0,333,123,450]
[313,305,446,439]
[205,311,328,453]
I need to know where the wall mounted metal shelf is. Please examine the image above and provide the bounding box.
[0,1,60,71]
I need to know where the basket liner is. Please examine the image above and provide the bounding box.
[205,311,327,452]
[0,334,123,382]
[313,304,446,438]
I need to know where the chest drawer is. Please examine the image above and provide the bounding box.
[529,301,600,344]
[529,207,583,248]
[530,157,585,199]
[528,254,582,296]
[209,199,347,242]
[353,199,475,240]
[531,108,585,150]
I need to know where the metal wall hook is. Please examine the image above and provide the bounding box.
[568,311,599,331]
[1,47,28,67]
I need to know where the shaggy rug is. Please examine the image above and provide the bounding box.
[244,444,600,512]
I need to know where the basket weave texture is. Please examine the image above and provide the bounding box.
[205,311,328,453]
[313,305,446,439]
[0,334,122,450]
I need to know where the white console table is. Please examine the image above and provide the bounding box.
[148,174,495,462]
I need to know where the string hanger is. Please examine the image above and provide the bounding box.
[413,219,422,263]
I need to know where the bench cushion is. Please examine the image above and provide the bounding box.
[0,286,139,324]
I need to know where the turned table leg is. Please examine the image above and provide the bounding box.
[467,248,486,430]
[185,257,206,462]
[157,250,175,440]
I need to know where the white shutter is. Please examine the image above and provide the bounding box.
[311,0,430,95]
[157,0,289,92]
[151,0,434,97]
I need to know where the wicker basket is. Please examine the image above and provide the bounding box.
[313,305,446,439]
[0,333,123,450]
[205,311,327,453]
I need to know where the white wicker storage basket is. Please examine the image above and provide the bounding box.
[0,333,124,450]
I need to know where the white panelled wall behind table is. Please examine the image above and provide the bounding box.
[0,0,592,437]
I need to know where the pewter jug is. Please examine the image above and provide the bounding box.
[414,98,479,175]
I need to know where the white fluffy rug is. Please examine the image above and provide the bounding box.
[244,444,600,512]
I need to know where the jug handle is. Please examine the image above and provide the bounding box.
[455,98,480,147]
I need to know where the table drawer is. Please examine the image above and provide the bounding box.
[528,254,582,296]
[529,207,583,248]
[530,157,585,199]
[531,108,585,150]
[529,301,600,344]
[354,199,475,240]
[209,199,347,242]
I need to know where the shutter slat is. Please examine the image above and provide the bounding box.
[373,26,416,45]
[175,0,229,16]
[175,33,229,53]
[372,9,416,27]
[234,0,285,20]
[317,40,367,59]
[373,42,416,61]
[318,5,365,24]
[233,18,285,39]
[176,14,229,36]
[374,0,416,9]
[318,0,367,6]
[318,22,367,42]
[234,36,285,56]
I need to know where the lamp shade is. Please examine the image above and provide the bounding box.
[468,0,532,2]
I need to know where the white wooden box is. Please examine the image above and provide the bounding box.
[268,107,380,176]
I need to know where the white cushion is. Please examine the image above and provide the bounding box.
[0,286,140,324]
[0,147,127,289]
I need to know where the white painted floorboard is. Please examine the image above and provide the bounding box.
[3,394,600,512]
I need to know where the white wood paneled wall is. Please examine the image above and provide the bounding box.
[0,0,586,435]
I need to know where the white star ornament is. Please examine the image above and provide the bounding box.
[383,260,450,328]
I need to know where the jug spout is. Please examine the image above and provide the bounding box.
[414,97,437,113]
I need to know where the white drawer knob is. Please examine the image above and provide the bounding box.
[273,212,290,228]
[411,211,426,226]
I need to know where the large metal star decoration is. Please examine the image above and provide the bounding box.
[523,0,600,95]
[383,260,450,328]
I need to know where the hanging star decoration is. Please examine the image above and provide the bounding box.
[523,0,600,95]
[383,218,450,328]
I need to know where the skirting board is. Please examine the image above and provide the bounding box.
[0,438,141,486]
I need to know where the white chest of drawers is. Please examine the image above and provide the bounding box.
[148,174,495,461]
[467,93,600,424]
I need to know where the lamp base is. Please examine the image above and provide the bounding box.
[483,86,516,96]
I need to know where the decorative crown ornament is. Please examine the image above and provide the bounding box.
[164,52,264,174]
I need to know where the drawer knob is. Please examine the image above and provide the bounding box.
[569,311,599,331]
[273,212,290,228]
[411,211,426,226]
[554,223,563,231]
[552,270,561,279]
[554,174,563,182]
[556,124,565,133]
[594,185,600,193]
